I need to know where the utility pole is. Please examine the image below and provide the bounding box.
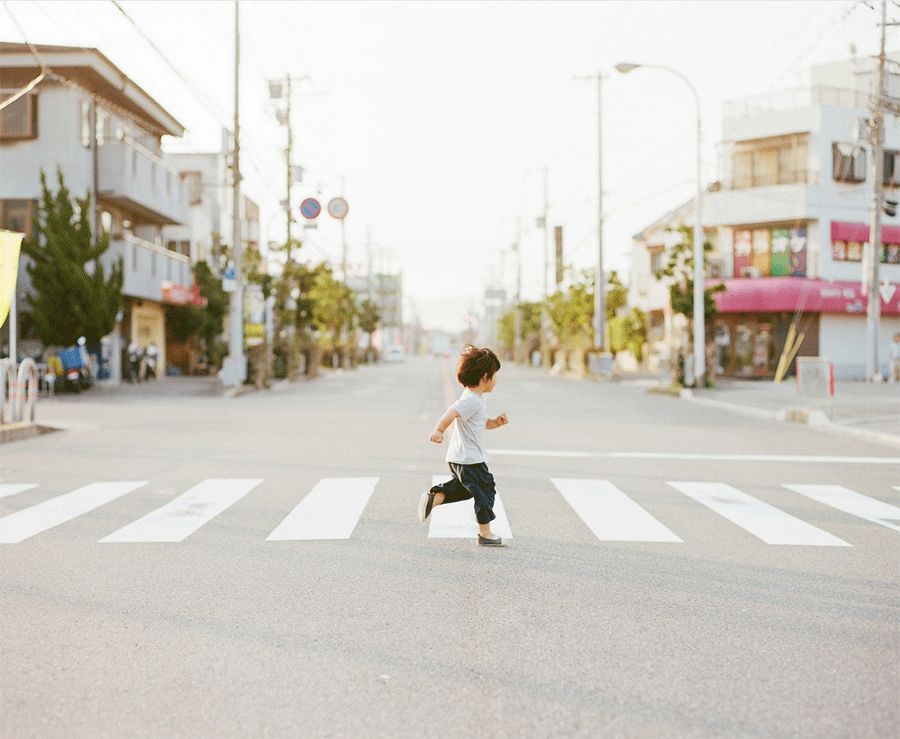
[541,165,550,366]
[341,176,348,281]
[285,73,293,249]
[512,218,523,362]
[574,72,607,353]
[222,0,245,387]
[867,0,887,380]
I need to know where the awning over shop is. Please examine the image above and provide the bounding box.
[831,220,900,243]
[709,276,900,316]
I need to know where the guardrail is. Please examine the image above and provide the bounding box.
[0,359,39,425]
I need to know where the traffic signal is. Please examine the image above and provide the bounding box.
[884,198,898,217]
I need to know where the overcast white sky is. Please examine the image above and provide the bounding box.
[2,0,889,330]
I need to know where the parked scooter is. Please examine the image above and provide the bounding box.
[126,342,143,383]
[57,345,91,393]
[143,342,159,381]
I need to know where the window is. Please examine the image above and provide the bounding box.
[731,133,809,188]
[648,246,664,275]
[833,143,866,182]
[96,109,108,146]
[0,92,37,140]
[80,100,91,147]
[100,211,113,234]
[184,172,202,205]
[0,199,37,235]
[884,150,900,186]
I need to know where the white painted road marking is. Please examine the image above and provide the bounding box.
[551,479,682,543]
[0,484,38,500]
[668,481,850,546]
[784,484,900,533]
[101,479,263,543]
[428,474,513,539]
[488,450,900,465]
[0,482,147,544]
[267,477,378,540]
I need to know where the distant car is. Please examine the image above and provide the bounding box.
[383,345,406,363]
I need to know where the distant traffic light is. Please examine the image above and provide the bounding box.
[884,198,898,217]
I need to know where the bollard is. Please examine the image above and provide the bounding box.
[15,359,38,423]
[0,359,16,425]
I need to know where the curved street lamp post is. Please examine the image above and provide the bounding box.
[616,62,705,385]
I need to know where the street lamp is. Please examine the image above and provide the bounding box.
[616,62,705,385]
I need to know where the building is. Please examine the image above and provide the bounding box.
[630,54,900,380]
[162,131,260,271]
[0,42,191,380]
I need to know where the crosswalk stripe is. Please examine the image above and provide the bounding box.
[784,484,900,533]
[668,481,850,546]
[101,479,263,543]
[551,479,682,542]
[0,482,147,544]
[267,477,378,541]
[0,484,38,500]
[428,474,514,539]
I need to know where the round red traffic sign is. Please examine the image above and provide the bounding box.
[300,198,321,220]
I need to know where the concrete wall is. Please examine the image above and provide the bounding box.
[819,313,900,379]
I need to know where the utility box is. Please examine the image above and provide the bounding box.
[796,357,834,398]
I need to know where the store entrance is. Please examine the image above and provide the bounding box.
[714,313,819,378]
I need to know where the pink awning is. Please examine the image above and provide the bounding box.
[831,220,900,244]
[710,277,900,316]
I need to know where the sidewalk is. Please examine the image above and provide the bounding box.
[686,377,900,448]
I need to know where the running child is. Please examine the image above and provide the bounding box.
[418,345,509,547]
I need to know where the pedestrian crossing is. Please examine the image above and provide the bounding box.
[0,476,897,546]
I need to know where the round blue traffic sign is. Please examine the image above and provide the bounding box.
[300,197,321,220]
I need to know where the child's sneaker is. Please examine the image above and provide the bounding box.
[477,534,504,547]
[417,491,437,523]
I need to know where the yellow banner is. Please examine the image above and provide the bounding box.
[0,230,24,328]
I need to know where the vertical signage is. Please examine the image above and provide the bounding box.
[770,228,790,276]
[733,229,752,277]
[752,229,771,276]
[789,226,807,276]
[554,225,564,285]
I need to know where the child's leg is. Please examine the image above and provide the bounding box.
[458,463,497,532]
[431,466,474,506]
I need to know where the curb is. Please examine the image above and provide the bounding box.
[0,422,62,445]
[674,390,900,450]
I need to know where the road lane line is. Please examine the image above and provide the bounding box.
[101,479,262,543]
[488,449,900,465]
[266,477,378,540]
[0,482,147,544]
[784,484,900,533]
[551,479,682,543]
[668,481,850,546]
[428,474,513,539]
[0,484,38,500]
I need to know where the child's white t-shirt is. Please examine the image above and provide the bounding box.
[445,388,487,464]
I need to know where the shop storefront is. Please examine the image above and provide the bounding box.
[710,277,900,378]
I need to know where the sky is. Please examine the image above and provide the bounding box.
[1,0,889,330]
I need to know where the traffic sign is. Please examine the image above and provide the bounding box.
[300,198,321,220]
[327,196,349,220]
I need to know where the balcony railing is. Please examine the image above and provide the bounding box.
[97,134,187,225]
[104,232,192,302]
[723,85,872,119]
[716,169,820,191]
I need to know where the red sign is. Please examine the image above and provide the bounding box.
[710,276,900,316]
[162,282,207,307]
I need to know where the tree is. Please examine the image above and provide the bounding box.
[310,266,356,359]
[21,170,123,347]
[496,301,542,359]
[357,298,381,359]
[547,269,594,352]
[605,270,628,320]
[654,223,725,383]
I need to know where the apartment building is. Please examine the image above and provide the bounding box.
[162,133,261,271]
[0,42,192,380]
[630,54,900,379]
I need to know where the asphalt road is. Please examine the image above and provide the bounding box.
[1,358,898,738]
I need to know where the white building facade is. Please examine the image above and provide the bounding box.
[0,42,192,379]
[630,55,900,380]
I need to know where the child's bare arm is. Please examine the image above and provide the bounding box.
[429,407,460,443]
[485,413,509,430]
